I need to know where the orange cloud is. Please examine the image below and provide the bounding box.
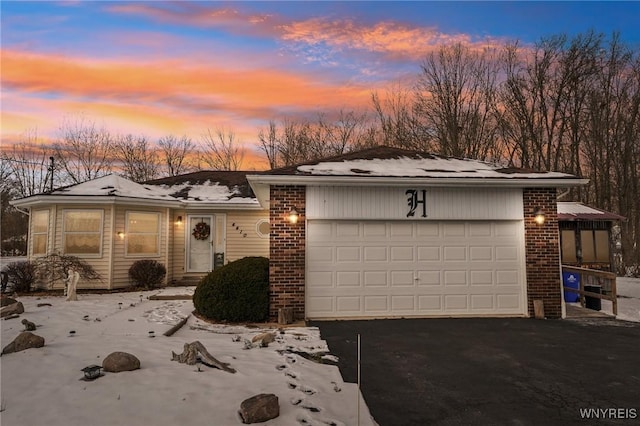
[280,18,503,61]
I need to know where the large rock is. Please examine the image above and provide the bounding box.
[239,393,279,424]
[102,351,141,372]
[1,301,24,318]
[1,297,18,307]
[251,332,276,347]
[1,331,45,355]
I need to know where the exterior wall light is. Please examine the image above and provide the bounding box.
[176,215,183,225]
[117,231,125,239]
[288,207,299,224]
[534,209,545,225]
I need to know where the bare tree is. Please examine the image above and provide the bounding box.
[158,135,196,176]
[0,130,55,197]
[414,43,502,160]
[200,128,245,171]
[371,84,424,149]
[54,116,114,184]
[113,134,159,182]
[258,121,280,169]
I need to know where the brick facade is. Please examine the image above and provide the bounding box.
[523,188,562,319]
[269,185,306,321]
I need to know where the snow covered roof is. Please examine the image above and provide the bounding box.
[12,172,262,209]
[247,147,588,206]
[557,202,625,221]
[269,147,577,179]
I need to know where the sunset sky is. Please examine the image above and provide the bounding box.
[2,1,639,168]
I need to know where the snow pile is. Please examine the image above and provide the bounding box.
[297,156,574,179]
[0,288,375,426]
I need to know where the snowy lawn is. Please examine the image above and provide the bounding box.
[601,276,640,322]
[0,287,375,426]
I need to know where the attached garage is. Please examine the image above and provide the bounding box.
[306,220,525,318]
[247,147,587,321]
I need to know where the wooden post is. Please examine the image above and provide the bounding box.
[533,299,545,319]
[278,308,294,325]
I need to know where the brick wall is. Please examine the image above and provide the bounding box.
[269,185,306,321]
[523,188,562,319]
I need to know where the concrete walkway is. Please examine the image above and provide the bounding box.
[313,317,640,426]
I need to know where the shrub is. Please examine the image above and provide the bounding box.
[193,256,269,322]
[128,260,166,290]
[34,253,102,289]
[2,260,37,293]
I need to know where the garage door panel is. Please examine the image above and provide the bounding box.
[418,295,442,310]
[417,270,441,285]
[364,271,388,287]
[470,246,493,261]
[307,271,333,287]
[391,246,414,261]
[444,270,467,286]
[417,246,441,261]
[336,271,360,287]
[470,270,493,286]
[364,246,387,262]
[391,270,415,287]
[444,294,468,309]
[336,296,361,312]
[364,296,388,311]
[471,294,494,310]
[337,246,360,262]
[307,220,525,318]
[391,295,415,310]
[444,246,466,261]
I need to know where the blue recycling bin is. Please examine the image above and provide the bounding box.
[563,272,580,303]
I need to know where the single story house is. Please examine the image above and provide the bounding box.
[246,147,587,321]
[11,171,269,289]
[557,202,625,272]
[13,146,590,321]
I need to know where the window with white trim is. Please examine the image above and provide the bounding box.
[126,211,160,256]
[32,209,49,255]
[63,210,103,255]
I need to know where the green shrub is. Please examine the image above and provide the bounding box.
[2,260,37,293]
[128,260,166,289]
[193,256,269,322]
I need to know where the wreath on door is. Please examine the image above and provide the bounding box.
[192,221,211,241]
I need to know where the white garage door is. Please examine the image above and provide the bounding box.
[306,220,526,319]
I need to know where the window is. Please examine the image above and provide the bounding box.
[126,211,160,256]
[32,210,49,255]
[560,230,577,263]
[256,219,270,238]
[63,210,103,255]
[581,230,610,263]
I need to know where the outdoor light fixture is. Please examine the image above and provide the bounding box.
[176,216,183,225]
[534,209,545,225]
[288,207,299,224]
[117,231,125,239]
[81,365,103,381]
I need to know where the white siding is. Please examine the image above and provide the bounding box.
[226,210,270,263]
[306,186,524,220]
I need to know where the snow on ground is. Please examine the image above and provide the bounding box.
[601,276,640,322]
[0,287,375,426]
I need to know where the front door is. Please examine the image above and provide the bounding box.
[187,215,214,272]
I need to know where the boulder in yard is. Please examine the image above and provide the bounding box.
[1,301,24,318]
[1,297,18,307]
[1,331,45,355]
[239,393,279,424]
[251,332,276,347]
[102,351,140,372]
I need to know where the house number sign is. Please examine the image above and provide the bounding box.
[405,189,427,218]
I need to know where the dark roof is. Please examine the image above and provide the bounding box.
[144,170,264,199]
[557,202,626,221]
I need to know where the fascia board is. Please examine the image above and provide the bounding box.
[247,174,589,188]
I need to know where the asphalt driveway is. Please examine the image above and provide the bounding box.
[311,317,640,426]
